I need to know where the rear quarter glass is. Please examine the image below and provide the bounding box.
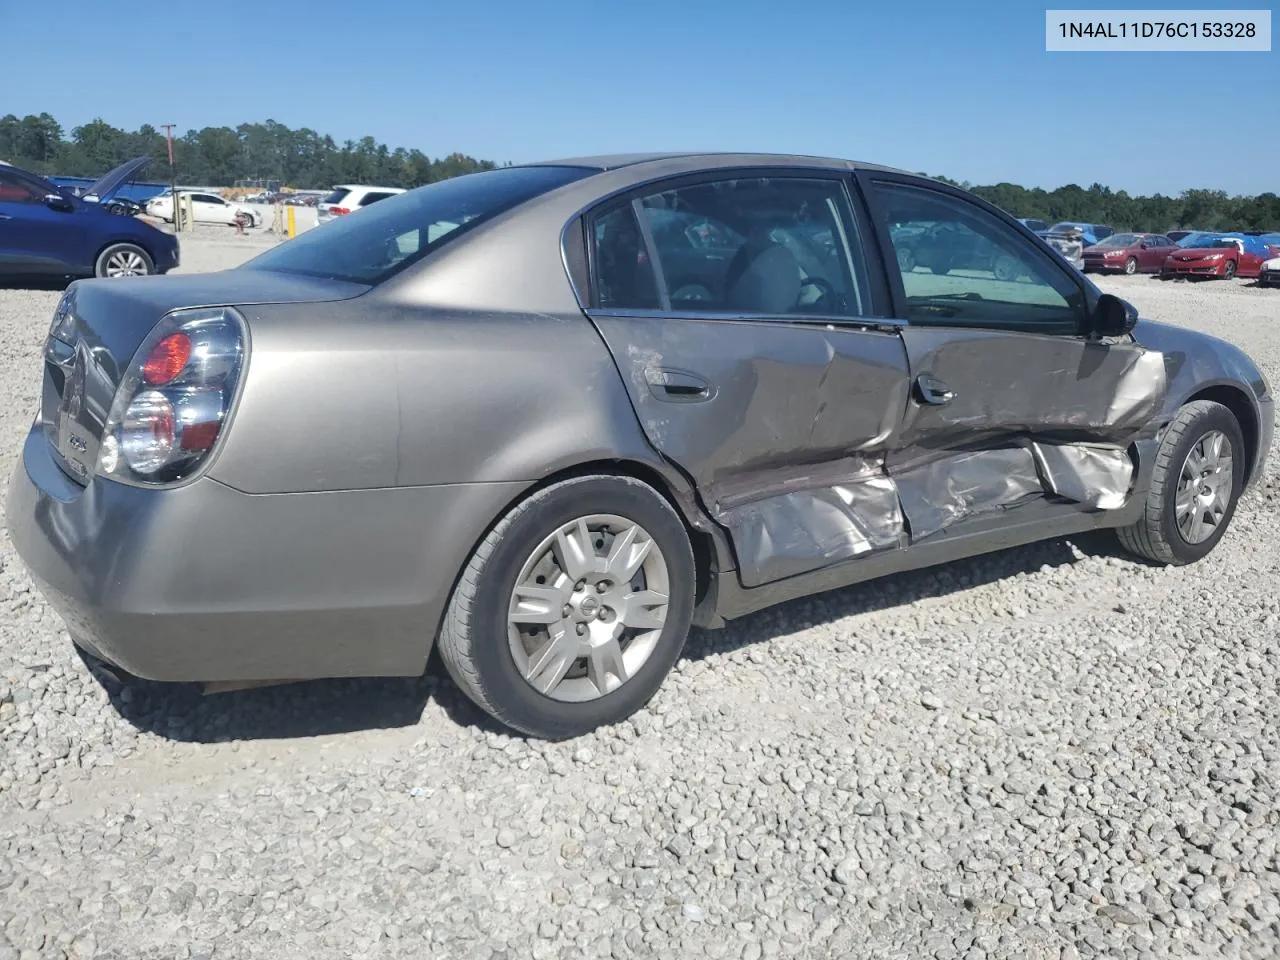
[244,166,596,285]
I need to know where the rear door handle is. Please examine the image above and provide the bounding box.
[645,368,714,402]
[915,374,955,405]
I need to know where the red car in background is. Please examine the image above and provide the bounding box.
[1082,232,1177,274]
[1161,232,1276,280]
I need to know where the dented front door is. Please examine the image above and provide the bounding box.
[869,177,1167,541]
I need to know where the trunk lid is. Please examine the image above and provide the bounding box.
[40,270,369,485]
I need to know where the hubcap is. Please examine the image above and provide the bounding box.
[1175,430,1233,545]
[507,514,670,702]
[104,250,146,277]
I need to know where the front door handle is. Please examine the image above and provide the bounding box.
[645,368,714,403]
[915,374,955,405]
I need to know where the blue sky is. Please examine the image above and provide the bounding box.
[3,0,1275,195]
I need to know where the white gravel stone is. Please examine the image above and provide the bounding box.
[1,248,1280,959]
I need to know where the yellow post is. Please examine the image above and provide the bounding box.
[286,205,297,239]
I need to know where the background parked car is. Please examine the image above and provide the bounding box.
[316,184,406,226]
[147,191,260,227]
[1017,217,1048,233]
[1166,230,1195,243]
[1082,232,1177,274]
[0,158,179,279]
[1161,233,1274,280]
[1259,253,1280,287]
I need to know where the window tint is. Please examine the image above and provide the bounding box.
[876,183,1086,333]
[359,191,396,206]
[593,176,869,317]
[244,165,594,284]
[592,204,660,310]
[0,172,42,203]
[322,188,351,205]
[193,194,223,205]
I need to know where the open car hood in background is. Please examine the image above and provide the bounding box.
[81,156,152,203]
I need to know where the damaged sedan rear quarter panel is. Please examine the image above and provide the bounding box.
[6,152,1273,738]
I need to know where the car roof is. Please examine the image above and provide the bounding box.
[332,184,406,191]
[533,152,909,177]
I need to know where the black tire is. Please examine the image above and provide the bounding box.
[437,475,696,739]
[1116,400,1245,565]
[993,255,1020,282]
[1223,260,1237,280]
[93,243,154,278]
[1123,257,1138,275]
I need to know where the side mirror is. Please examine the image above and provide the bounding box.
[1092,293,1138,338]
[44,194,75,213]
[1138,241,1150,249]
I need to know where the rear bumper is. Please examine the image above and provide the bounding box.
[6,425,522,682]
[1259,269,1280,287]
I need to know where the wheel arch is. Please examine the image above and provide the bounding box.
[1184,383,1259,483]
[443,457,730,638]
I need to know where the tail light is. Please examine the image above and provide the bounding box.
[97,307,246,486]
[331,206,351,215]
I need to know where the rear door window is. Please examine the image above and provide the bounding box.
[322,188,351,205]
[359,191,396,206]
[592,175,871,318]
[245,165,595,284]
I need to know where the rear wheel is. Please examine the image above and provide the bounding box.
[1124,256,1138,275]
[94,243,154,278]
[1116,400,1244,565]
[438,475,696,739]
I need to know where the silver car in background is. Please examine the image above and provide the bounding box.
[7,153,1273,739]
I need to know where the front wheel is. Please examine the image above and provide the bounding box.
[1116,400,1244,565]
[94,243,154,278]
[1223,260,1238,280]
[1124,257,1138,275]
[438,475,696,739]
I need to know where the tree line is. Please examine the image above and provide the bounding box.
[2,112,1276,231]
[0,113,497,192]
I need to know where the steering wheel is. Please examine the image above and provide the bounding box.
[798,275,840,312]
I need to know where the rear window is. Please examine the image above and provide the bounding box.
[322,188,351,205]
[246,165,596,284]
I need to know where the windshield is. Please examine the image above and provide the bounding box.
[1177,232,1230,247]
[244,165,595,284]
[1098,233,1139,246]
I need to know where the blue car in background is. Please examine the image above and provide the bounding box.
[0,157,179,281]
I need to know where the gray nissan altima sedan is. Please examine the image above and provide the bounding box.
[7,153,1274,739]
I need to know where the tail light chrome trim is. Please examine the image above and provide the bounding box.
[97,306,249,488]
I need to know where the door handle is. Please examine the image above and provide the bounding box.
[645,368,714,402]
[915,374,955,405]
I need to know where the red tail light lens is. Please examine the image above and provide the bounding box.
[98,308,246,485]
[142,332,191,385]
[333,207,351,215]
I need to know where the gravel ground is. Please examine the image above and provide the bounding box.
[1,248,1278,959]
